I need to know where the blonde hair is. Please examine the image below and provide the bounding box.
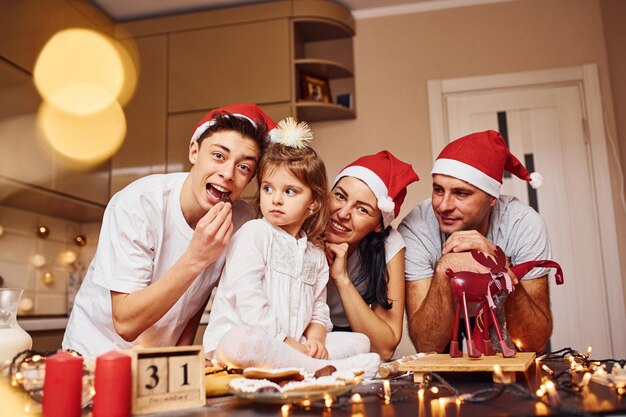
[255,143,329,249]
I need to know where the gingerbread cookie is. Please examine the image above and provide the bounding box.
[242,367,304,383]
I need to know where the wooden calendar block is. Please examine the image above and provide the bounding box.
[137,356,168,396]
[168,354,202,393]
[127,346,205,415]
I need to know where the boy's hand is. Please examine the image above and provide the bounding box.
[187,202,233,269]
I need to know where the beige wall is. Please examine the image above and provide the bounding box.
[310,0,626,301]
[600,0,626,304]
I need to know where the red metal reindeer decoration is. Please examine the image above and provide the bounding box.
[446,246,564,359]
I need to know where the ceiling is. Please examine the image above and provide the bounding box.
[89,0,443,21]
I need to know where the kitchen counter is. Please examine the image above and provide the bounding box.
[18,317,68,332]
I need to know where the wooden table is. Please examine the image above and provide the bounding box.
[115,359,625,417]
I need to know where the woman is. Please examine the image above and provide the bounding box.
[325,151,419,361]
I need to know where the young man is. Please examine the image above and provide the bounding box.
[399,130,553,353]
[63,104,277,357]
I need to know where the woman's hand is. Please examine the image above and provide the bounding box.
[325,242,351,286]
[305,339,328,359]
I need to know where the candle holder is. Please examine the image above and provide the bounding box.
[6,349,95,409]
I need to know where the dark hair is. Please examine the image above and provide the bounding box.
[197,112,269,154]
[255,143,329,249]
[352,225,393,310]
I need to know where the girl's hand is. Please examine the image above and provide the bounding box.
[284,337,308,355]
[305,339,328,359]
[325,242,350,285]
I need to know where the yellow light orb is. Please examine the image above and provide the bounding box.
[34,29,124,115]
[38,101,126,164]
[59,250,78,265]
[42,272,55,286]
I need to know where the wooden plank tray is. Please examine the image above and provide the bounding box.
[397,352,536,384]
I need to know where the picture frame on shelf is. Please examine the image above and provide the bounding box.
[336,93,352,109]
[300,73,331,103]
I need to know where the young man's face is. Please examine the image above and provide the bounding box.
[187,130,260,213]
[431,174,496,236]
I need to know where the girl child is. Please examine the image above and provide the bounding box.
[202,118,380,377]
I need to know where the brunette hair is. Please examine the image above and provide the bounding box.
[255,143,329,249]
[354,225,393,310]
[197,112,269,154]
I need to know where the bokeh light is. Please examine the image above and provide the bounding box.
[37,101,126,165]
[34,29,125,115]
[33,28,138,166]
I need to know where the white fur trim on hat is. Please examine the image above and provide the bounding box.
[333,165,395,227]
[190,113,257,142]
[529,172,543,189]
[432,158,501,197]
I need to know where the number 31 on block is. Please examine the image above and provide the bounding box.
[127,346,205,415]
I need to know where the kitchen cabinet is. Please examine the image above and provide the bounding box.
[0,0,116,218]
[110,35,168,197]
[0,60,108,220]
[112,0,356,192]
[292,1,356,121]
[168,19,291,113]
[0,0,114,74]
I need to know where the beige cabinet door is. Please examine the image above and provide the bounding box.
[111,35,168,196]
[168,19,291,113]
[0,61,109,210]
[0,0,114,73]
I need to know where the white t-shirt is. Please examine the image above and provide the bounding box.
[326,228,405,328]
[399,195,552,281]
[62,173,252,357]
[203,218,332,353]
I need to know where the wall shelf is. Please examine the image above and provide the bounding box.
[295,58,352,79]
[295,101,354,122]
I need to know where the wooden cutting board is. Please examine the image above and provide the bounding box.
[397,352,536,383]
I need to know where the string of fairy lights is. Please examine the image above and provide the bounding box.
[4,347,625,415]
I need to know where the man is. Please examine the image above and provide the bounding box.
[399,130,553,353]
[63,104,277,357]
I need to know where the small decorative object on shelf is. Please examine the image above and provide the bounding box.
[336,93,352,109]
[301,73,331,103]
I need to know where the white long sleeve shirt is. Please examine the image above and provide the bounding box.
[203,218,332,353]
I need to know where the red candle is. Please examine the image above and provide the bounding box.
[42,351,84,417]
[93,350,131,417]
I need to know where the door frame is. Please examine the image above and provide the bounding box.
[427,64,626,356]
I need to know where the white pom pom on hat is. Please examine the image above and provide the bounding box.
[431,130,543,197]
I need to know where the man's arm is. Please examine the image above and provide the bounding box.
[111,202,233,342]
[505,274,552,351]
[406,251,494,353]
[406,276,454,353]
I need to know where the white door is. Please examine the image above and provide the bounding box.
[436,84,617,358]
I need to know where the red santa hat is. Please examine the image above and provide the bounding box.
[431,130,543,197]
[333,151,419,228]
[190,103,278,142]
